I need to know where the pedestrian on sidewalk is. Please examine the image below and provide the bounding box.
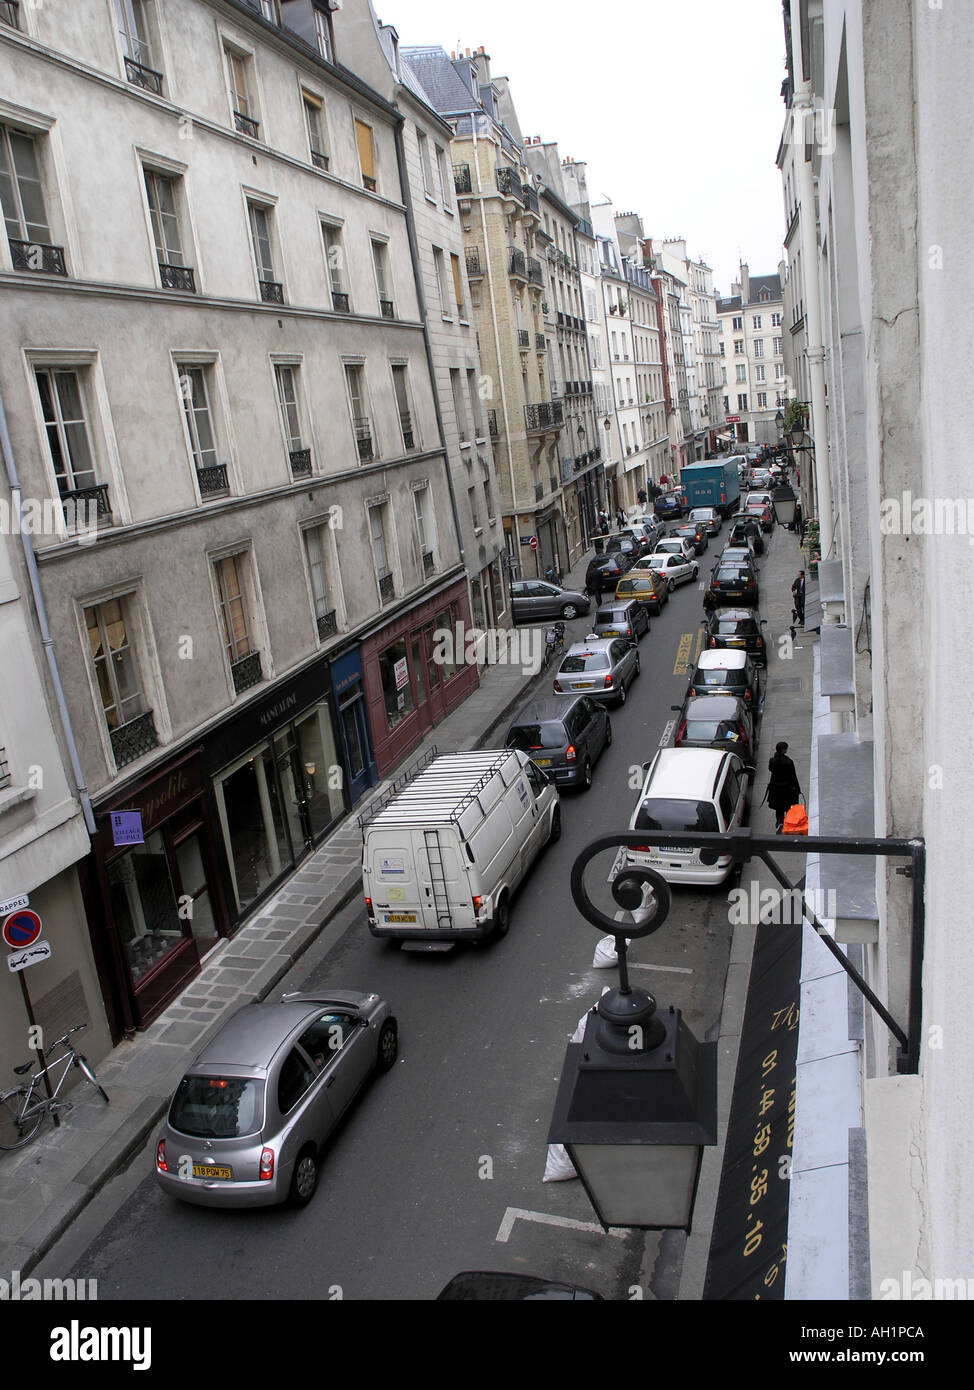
[791,569,806,628]
[588,566,605,606]
[766,741,802,833]
[616,506,626,529]
[598,509,609,535]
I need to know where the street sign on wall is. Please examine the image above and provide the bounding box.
[2,909,42,949]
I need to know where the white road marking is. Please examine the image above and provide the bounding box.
[697,580,706,590]
[627,962,694,974]
[658,717,675,748]
[496,1206,629,1243]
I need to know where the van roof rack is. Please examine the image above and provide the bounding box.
[356,744,438,835]
[359,749,519,834]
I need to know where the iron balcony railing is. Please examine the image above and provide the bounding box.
[486,409,498,437]
[527,256,544,286]
[110,710,158,768]
[379,298,395,319]
[354,419,373,462]
[231,651,263,695]
[316,610,338,641]
[260,279,284,304]
[289,448,312,478]
[524,401,564,433]
[233,110,259,139]
[61,482,111,524]
[522,185,540,217]
[423,550,435,577]
[508,246,526,278]
[378,572,395,603]
[331,290,349,313]
[399,413,415,450]
[160,263,196,292]
[465,247,483,277]
[535,333,546,350]
[311,150,329,171]
[518,329,530,348]
[534,482,544,501]
[496,166,523,201]
[0,746,10,789]
[453,163,472,193]
[9,240,67,275]
[362,174,377,192]
[197,463,229,497]
[124,56,164,94]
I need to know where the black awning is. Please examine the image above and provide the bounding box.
[703,921,802,1300]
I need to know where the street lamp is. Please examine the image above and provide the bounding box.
[774,409,785,432]
[772,480,798,527]
[548,860,717,1231]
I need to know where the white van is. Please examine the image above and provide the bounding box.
[361,749,560,946]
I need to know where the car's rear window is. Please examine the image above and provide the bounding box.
[596,608,627,623]
[716,618,756,635]
[684,720,743,744]
[694,669,735,688]
[635,799,720,832]
[716,567,749,582]
[507,721,565,751]
[170,1076,264,1138]
[561,652,609,672]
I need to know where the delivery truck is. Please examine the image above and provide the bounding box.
[361,748,560,948]
[680,460,741,518]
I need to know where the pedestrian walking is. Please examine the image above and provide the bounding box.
[616,507,626,529]
[791,569,806,627]
[765,741,802,833]
[589,566,605,606]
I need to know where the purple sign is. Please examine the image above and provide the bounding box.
[111,811,144,847]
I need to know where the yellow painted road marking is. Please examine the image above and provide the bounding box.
[694,626,704,664]
[674,632,693,675]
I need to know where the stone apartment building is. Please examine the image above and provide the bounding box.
[716,263,787,444]
[0,0,476,1037]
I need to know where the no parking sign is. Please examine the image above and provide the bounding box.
[3,909,42,949]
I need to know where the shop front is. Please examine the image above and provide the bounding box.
[331,648,377,806]
[360,577,478,777]
[202,656,349,923]
[83,750,230,1034]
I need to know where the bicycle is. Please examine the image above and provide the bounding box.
[0,1024,109,1150]
[543,620,566,667]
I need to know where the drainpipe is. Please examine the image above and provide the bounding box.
[393,119,467,583]
[0,392,96,836]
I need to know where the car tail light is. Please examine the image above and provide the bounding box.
[604,673,614,687]
[566,743,577,762]
[553,678,563,692]
[259,1148,275,1181]
[756,636,765,649]
[676,720,687,743]
[709,637,717,647]
[744,688,752,701]
[472,895,485,917]
[156,1139,168,1173]
[632,845,652,852]
[365,896,376,924]
[625,627,632,637]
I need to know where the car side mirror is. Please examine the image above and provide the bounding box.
[760,619,768,626]
[642,761,652,772]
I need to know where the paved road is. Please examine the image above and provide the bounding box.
[63,558,743,1301]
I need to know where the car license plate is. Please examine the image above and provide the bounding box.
[602,629,620,636]
[574,681,595,689]
[193,1164,232,1180]
[662,846,693,855]
[533,758,552,766]
[384,912,417,923]
[728,639,746,646]
[726,590,742,597]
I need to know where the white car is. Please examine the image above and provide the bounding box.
[743,491,774,510]
[641,549,698,590]
[655,536,696,563]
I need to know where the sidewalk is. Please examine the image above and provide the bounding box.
[0,547,597,1278]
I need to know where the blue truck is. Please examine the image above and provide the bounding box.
[680,460,741,518]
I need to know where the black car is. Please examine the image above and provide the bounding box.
[705,609,768,667]
[585,553,631,593]
[728,518,764,556]
[686,649,762,707]
[506,694,611,791]
[672,522,708,556]
[654,490,684,520]
[590,599,651,642]
[673,693,757,759]
[705,561,760,609]
[604,532,647,564]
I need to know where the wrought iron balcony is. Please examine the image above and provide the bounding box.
[465,247,483,278]
[522,185,540,217]
[289,447,312,478]
[124,56,164,94]
[231,651,263,695]
[331,290,349,313]
[110,710,158,768]
[399,413,415,450]
[423,550,435,577]
[363,174,377,192]
[316,610,338,641]
[311,150,329,171]
[233,110,260,139]
[61,482,112,526]
[535,333,546,350]
[496,166,523,201]
[453,163,472,194]
[0,746,10,790]
[378,572,395,603]
[557,311,565,326]
[486,409,498,437]
[518,329,530,349]
[508,246,526,279]
[160,263,196,292]
[0,1,20,29]
[8,240,67,275]
[379,298,395,319]
[260,279,284,304]
[527,256,543,286]
[524,400,564,433]
[197,463,229,497]
[534,483,544,501]
[354,419,373,462]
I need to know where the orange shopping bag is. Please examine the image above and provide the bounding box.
[782,801,809,835]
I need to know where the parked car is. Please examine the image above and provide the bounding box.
[685,648,762,707]
[705,608,768,666]
[553,637,640,706]
[511,579,591,623]
[743,503,775,534]
[585,553,632,593]
[728,518,764,556]
[155,992,398,1208]
[654,490,685,520]
[614,569,669,615]
[590,599,651,641]
[673,693,756,758]
[705,560,760,608]
[688,506,721,537]
[604,532,649,564]
[743,490,774,511]
[672,522,708,556]
[505,695,611,791]
[363,749,559,943]
[721,543,760,571]
[437,1272,602,1301]
[750,468,774,488]
[641,550,698,591]
[617,747,753,886]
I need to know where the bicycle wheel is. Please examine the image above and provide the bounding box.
[77,1058,110,1105]
[0,1087,45,1149]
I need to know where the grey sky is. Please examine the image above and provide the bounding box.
[378,0,787,294]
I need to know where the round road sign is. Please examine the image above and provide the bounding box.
[529,536,538,550]
[3,909,42,949]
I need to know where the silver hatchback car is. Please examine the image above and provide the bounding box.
[155,991,397,1208]
[553,636,640,706]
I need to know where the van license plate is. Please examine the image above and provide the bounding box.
[384,912,417,923]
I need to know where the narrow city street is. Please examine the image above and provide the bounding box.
[60,576,738,1300]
